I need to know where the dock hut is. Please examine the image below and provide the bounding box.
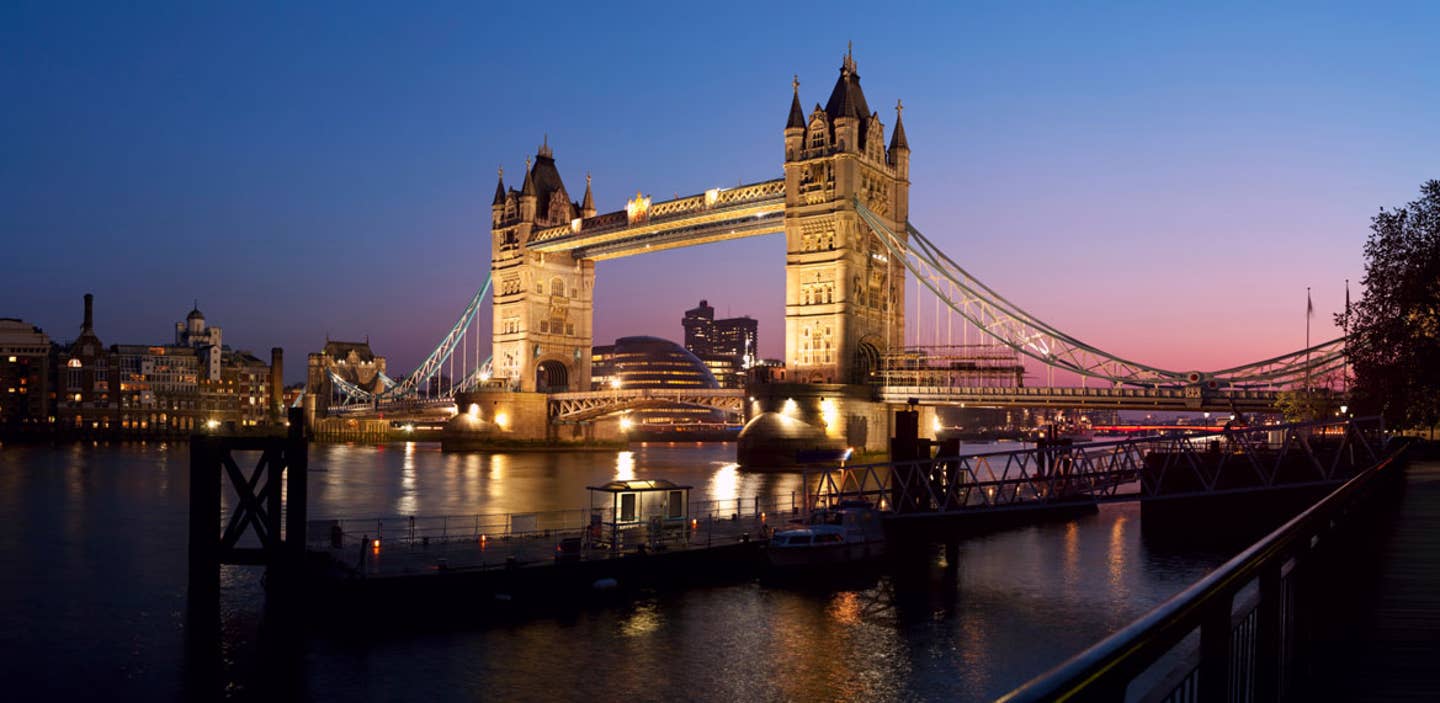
[587,479,692,551]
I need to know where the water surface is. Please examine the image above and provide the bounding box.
[0,441,1230,701]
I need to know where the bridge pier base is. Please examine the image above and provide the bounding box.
[738,383,890,468]
[443,389,626,450]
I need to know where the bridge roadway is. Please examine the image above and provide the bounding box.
[548,388,746,423]
[878,385,1281,413]
[350,383,1280,422]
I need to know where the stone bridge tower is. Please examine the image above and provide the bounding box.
[783,48,910,385]
[490,140,596,392]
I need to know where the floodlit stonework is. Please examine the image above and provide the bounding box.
[490,139,596,393]
[782,48,909,384]
[488,49,910,391]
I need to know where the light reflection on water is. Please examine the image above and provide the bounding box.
[395,441,418,515]
[0,440,1235,702]
[1109,513,1131,598]
[709,461,739,504]
[614,450,635,482]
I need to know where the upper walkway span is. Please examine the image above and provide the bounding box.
[526,178,785,260]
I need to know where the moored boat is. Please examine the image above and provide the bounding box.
[766,501,886,568]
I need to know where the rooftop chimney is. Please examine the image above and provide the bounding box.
[82,293,94,332]
[270,347,284,422]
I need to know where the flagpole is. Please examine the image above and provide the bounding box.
[1343,279,1350,396]
[1305,287,1312,394]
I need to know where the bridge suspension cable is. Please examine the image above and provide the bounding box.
[327,369,379,406]
[855,199,1347,389]
[380,273,492,400]
[324,275,493,406]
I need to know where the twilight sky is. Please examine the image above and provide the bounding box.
[3,1,1436,384]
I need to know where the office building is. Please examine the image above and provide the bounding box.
[681,300,758,388]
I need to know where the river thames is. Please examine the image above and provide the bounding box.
[0,441,1232,702]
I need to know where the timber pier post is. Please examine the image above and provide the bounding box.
[186,408,309,611]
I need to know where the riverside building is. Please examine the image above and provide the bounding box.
[43,293,283,436]
[0,318,53,428]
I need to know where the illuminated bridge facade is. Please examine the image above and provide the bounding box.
[318,48,1343,434]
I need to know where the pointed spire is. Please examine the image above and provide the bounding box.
[538,133,553,159]
[521,156,536,196]
[492,165,506,206]
[787,74,805,129]
[889,98,909,151]
[826,45,869,124]
[581,171,595,214]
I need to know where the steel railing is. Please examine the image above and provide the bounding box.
[305,492,805,551]
[806,417,1383,516]
[996,438,1408,703]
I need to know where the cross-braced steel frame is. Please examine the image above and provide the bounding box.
[805,417,1382,517]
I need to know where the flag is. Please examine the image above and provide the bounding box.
[1307,288,1314,319]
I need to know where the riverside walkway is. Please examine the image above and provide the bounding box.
[1308,457,1440,701]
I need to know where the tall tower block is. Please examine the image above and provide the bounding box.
[490,141,595,392]
[782,48,910,384]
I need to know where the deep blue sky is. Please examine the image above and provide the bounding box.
[3,2,1436,383]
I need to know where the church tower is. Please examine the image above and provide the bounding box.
[782,47,909,384]
[490,139,595,392]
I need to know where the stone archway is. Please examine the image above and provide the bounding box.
[853,339,882,384]
[535,359,570,393]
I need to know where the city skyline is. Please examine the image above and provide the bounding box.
[5,3,1438,383]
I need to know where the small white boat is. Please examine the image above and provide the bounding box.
[767,501,886,568]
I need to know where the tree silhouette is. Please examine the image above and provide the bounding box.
[1338,180,1440,435]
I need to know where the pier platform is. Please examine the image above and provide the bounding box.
[312,513,773,580]
[294,505,787,615]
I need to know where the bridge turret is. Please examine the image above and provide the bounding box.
[491,166,506,227]
[785,75,805,162]
[580,172,595,218]
[888,99,910,221]
[518,156,538,222]
[888,100,909,165]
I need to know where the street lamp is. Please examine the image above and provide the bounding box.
[1340,404,1349,416]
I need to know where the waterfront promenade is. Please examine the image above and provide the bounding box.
[1311,458,1440,701]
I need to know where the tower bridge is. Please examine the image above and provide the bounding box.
[310,48,1345,458]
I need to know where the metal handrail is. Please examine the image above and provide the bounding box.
[305,493,801,549]
[996,440,1406,703]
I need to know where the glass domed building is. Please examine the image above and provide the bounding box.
[591,336,734,438]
